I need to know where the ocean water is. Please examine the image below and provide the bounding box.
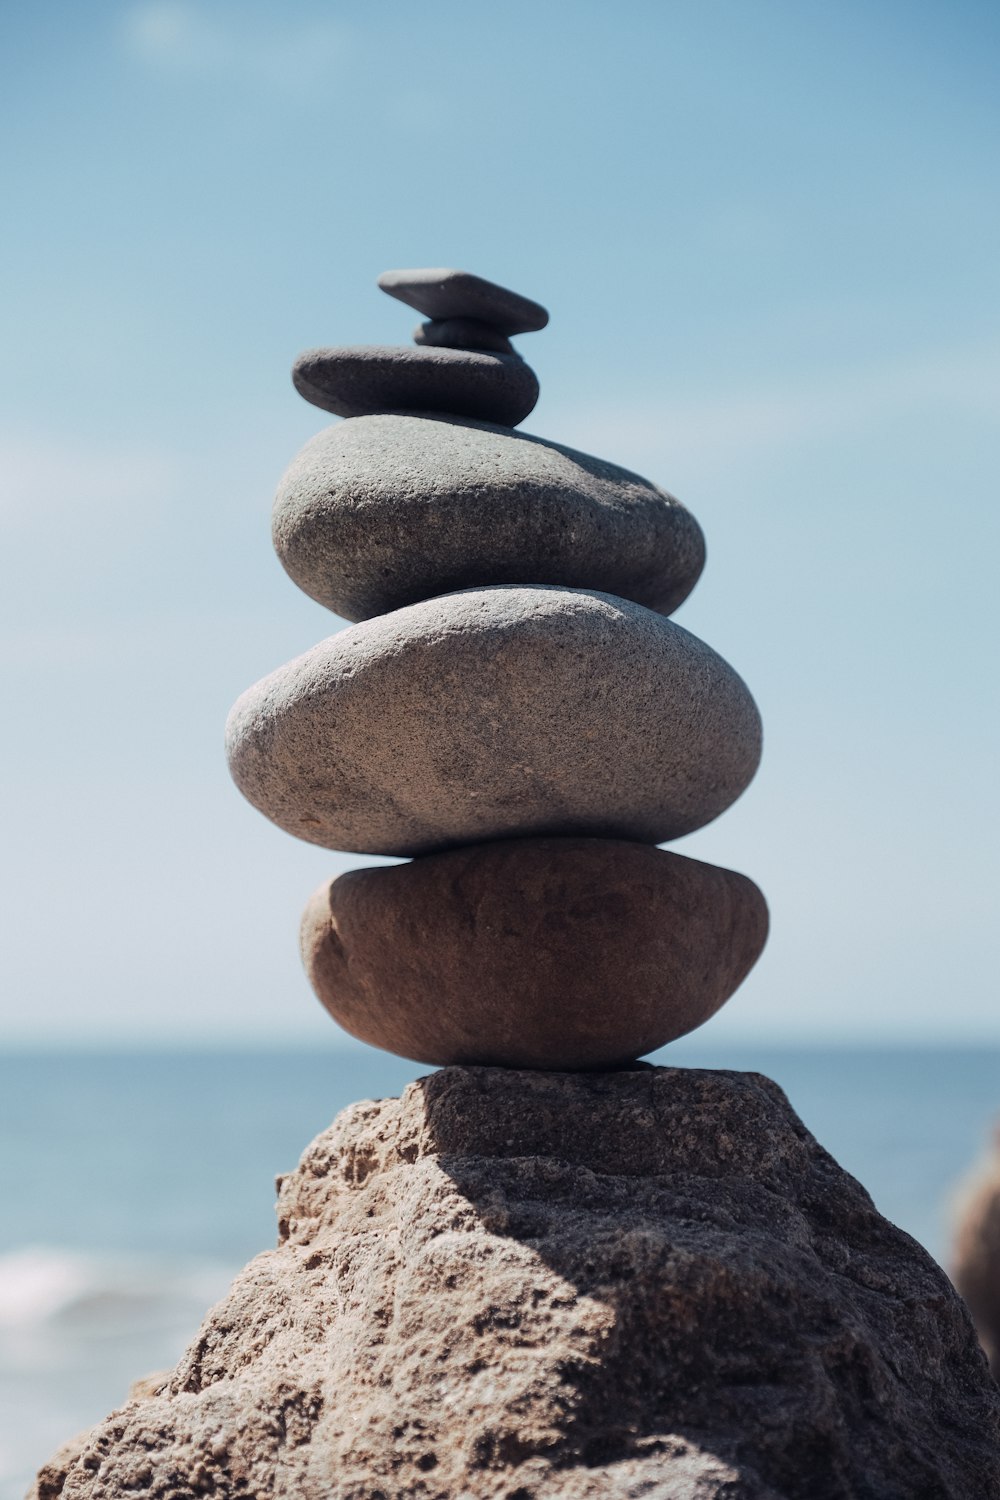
[1,1044,997,1499]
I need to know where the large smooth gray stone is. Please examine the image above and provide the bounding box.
[225,586,762,857]
[272,414,706,621]
[292,345,538,427]
[378,267,548,334]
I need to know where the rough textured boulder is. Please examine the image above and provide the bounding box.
[225,586,761,856]
[33,1067,1000,1499]
[272,414,705,621]
[301,838,769,1067]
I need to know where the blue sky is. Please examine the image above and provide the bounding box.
[1,1,997,1045]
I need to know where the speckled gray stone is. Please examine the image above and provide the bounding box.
[378,267,548,334]
[300,838,769,1067]
[225,586,762,857]
[272,414,706,621]
[292,345,538,427]
[413,317,514,354]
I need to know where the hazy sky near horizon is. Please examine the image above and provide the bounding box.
[1,0,998,1045]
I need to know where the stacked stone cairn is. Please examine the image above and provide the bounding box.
[225,268,769,1069]
[33,271,1000,1500]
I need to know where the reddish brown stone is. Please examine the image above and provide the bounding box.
[299,837,768,1068]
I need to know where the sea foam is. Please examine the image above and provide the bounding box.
[0,1246,234,1500]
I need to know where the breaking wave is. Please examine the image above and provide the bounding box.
[0,1246,235,1500]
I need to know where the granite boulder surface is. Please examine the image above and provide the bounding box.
[32,1066,1000,1500]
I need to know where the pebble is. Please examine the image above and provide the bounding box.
[272,414,705,621]
[292,345,538,428]
[377,268,548,335]
[413,318,514,354]
[224,585,762,857]
[300,837,769,1068]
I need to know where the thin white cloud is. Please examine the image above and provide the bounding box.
[0,431,174,527]
[119,3,346,90]
[542,341,1000,478]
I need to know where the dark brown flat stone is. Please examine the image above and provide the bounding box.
[299,837,769,1067]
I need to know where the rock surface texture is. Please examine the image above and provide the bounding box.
[272,414,705,621]
[225,586,762,856]
[32,1067,1000,1500]
[300,838,769,1067]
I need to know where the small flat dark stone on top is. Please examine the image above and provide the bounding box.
[378,267,548,335]
[414,317,514,355]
